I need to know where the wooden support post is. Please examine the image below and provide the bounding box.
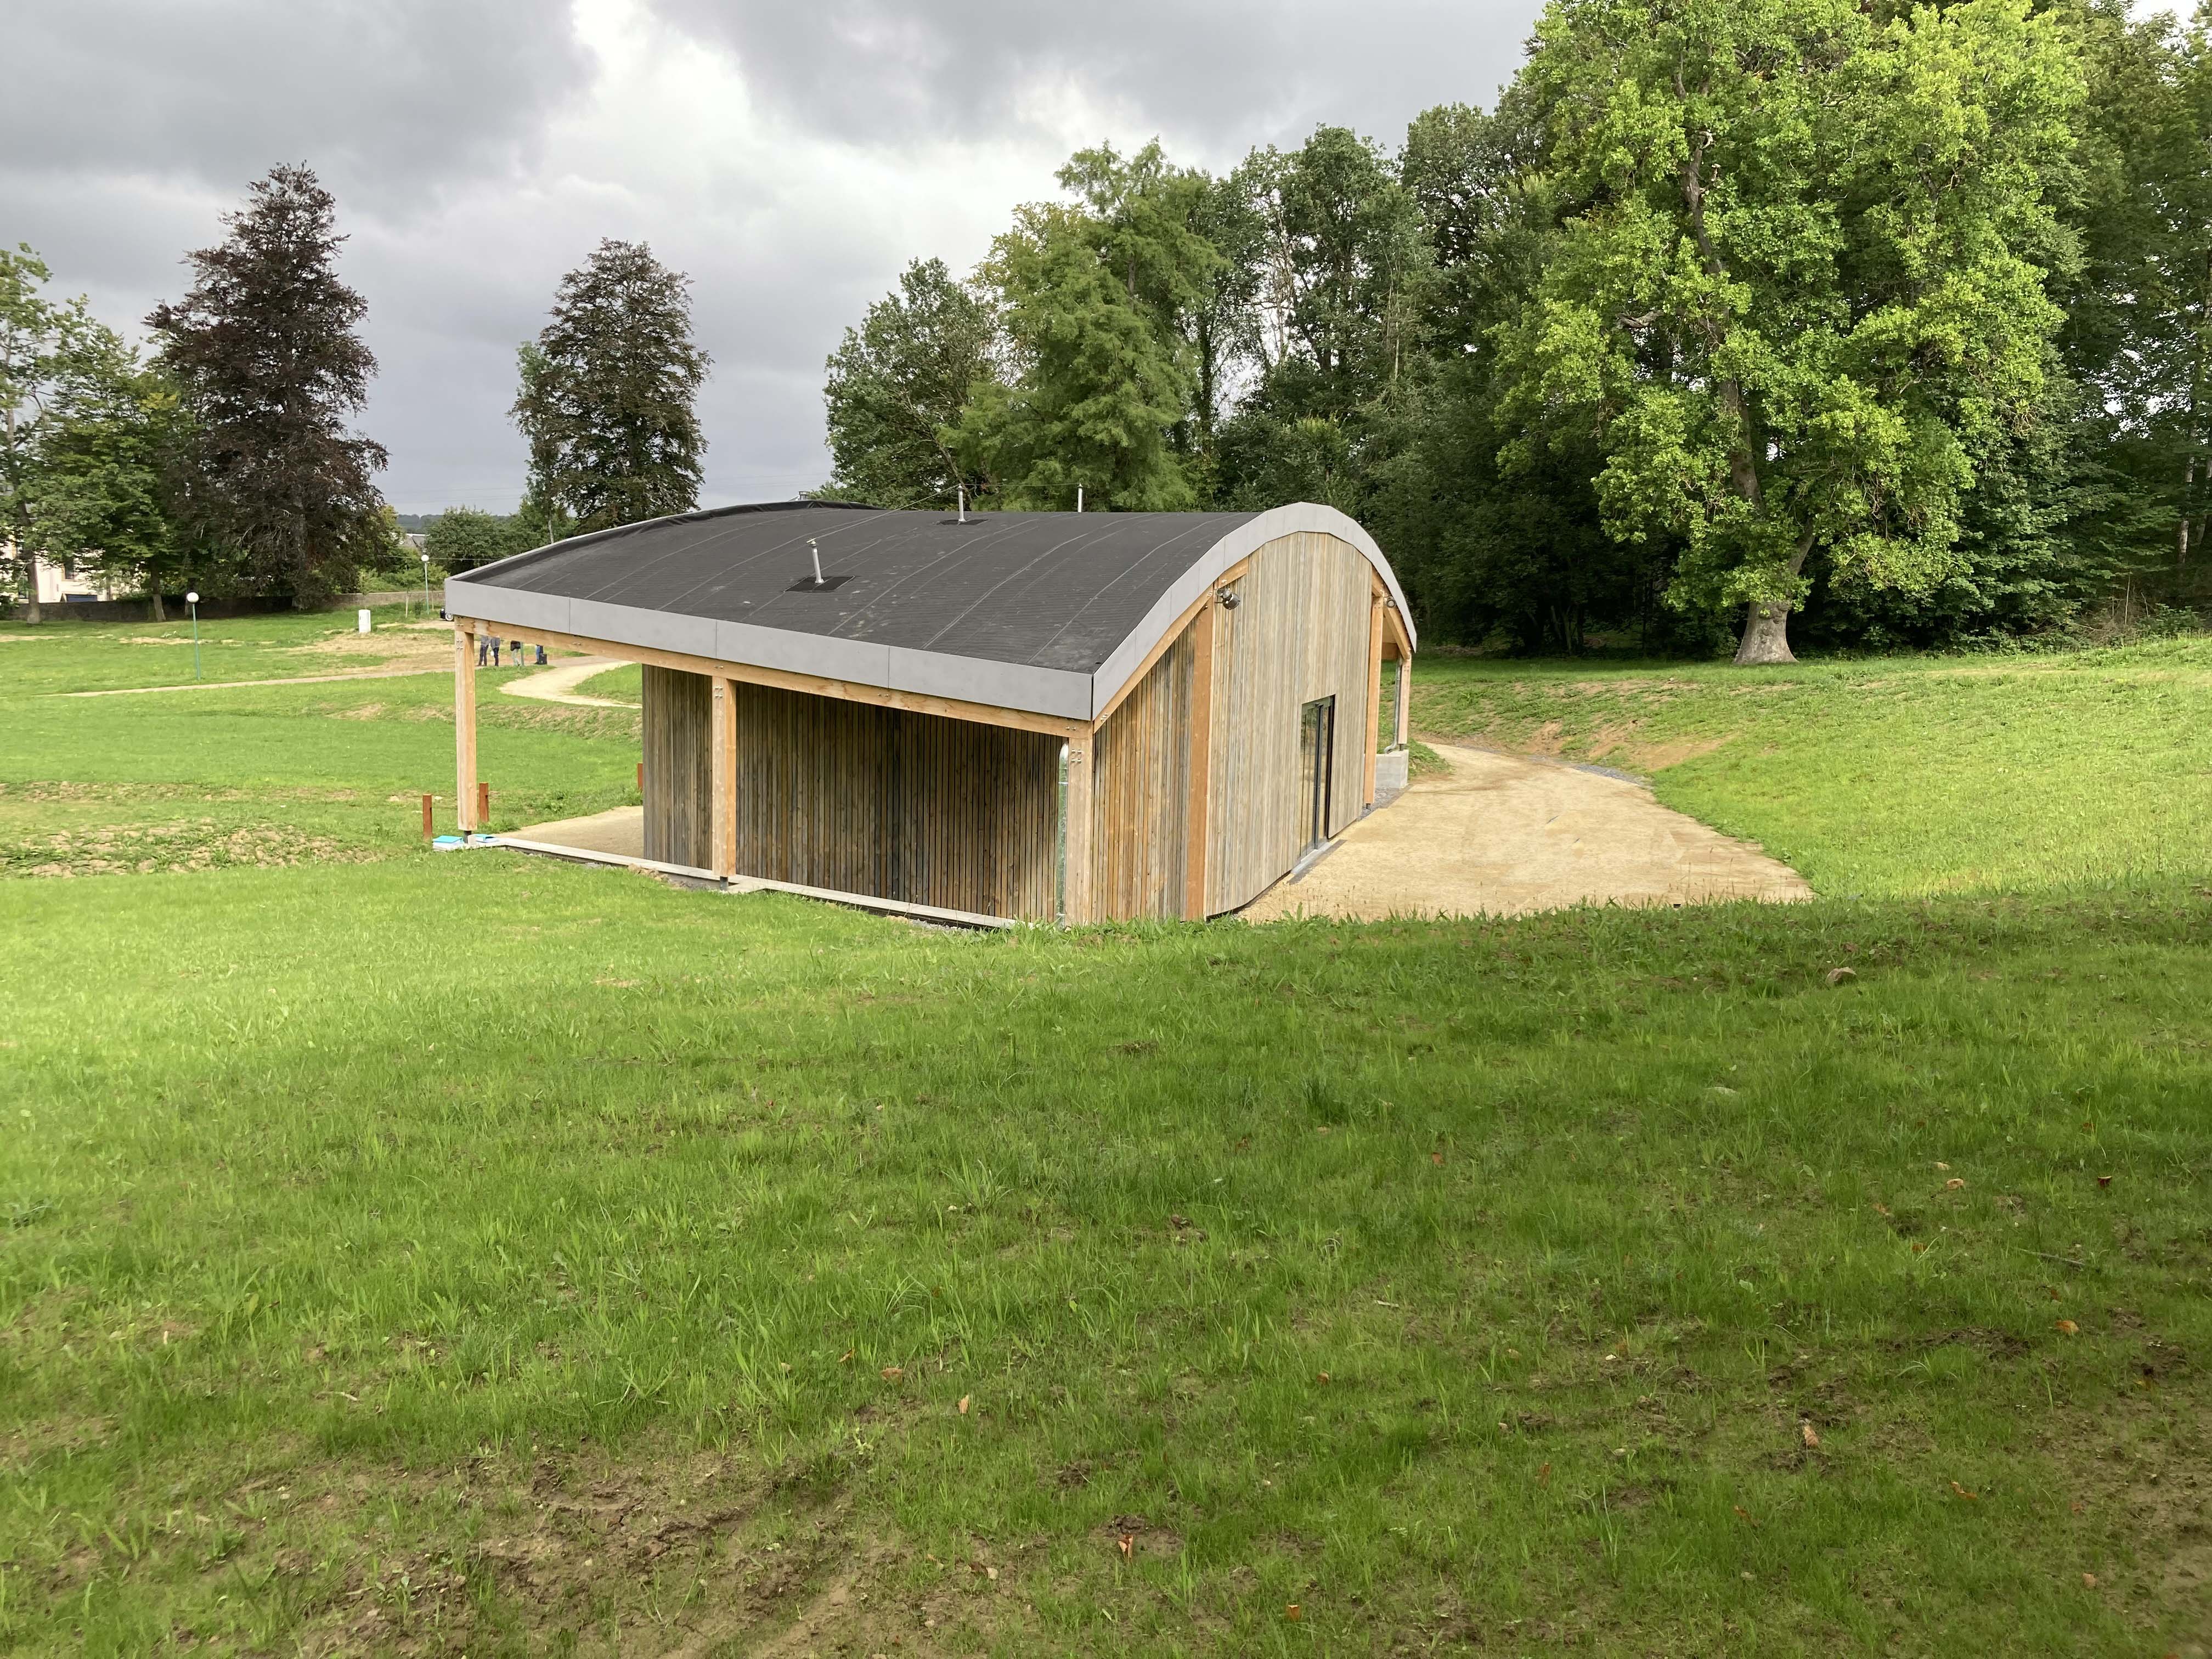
[1395,652,1410,749]
[1064,727,1095,926]
[1183,601,1215,920]
[477,781,490,826]
[709,674,735,879]
[420,793,433,842]
[636,760,644,797]
[1363,591,1386,808]
[454,628,478,831]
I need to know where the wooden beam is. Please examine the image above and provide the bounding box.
[709,674,735,879]
[1363,591,1386,808]
[454,626,478,832]
[1088,556,1253,730]
[1183,600,1215,920]
[1395,654,1411,749]
[1063,728,1095,925]
[1381,602,1412,661]
[450,616,1085,740]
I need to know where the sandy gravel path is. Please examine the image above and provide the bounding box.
[501,657,637,708]
[1243,741,1809,921]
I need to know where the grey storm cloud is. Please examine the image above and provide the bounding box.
[650,0,1532,154]
[7,1,591,206]
[1,0,1541,514]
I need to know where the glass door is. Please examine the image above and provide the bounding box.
[1299,696,1335,851]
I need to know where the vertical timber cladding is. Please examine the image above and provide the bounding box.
[728,682,1062,919]
[1086,629,1194,919]
[1206,532,1376,913]
[642,665,713,867]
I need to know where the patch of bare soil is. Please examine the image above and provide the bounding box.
[285,626,455,665]
[257,1440,1029,1659]
[4,822,382,878]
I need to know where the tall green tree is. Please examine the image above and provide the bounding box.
[29,331,188,616]
[1502,0,2081,663]
[1216,127,1431,517]
[953,143,1216,511]
[0,245,64,622]
[821,258,1000,508]
[148,164,388,608]
[513,240,710,535]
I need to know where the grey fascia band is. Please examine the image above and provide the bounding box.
[444,578,1092,720]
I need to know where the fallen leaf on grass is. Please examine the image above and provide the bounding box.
[1733,1505,1757,1526]
[1944,1178,1966,1190]
[2082,1572,2097,1588]
[1934,1161,1950,1171]
[2056,1319,2078,1336]
[1800,1422,1820,1448]
[2096,1175,2113,1188]
[1285,1604,1302,1622]
[1950,1481,1979,1501]
[1537,1462,1551,1486]
[881,1365,903,1381]
[1872,1202,1891,1216]
[957,1395,970,1414]
[1316,1371,1331,1385]
[1824,966,1856,985]
[1431,1150,1443,1165]
[839,1348,854,1364]
[1911,1242,1928,1254]
[1116,1534,1134,1561]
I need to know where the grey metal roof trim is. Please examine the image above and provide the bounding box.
[444,501,1412,723]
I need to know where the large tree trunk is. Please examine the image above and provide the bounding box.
[1733,601,1796,664]
[150,590,167,623]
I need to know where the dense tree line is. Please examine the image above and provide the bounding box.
[823,0,2212,658]
[3,176,709,614]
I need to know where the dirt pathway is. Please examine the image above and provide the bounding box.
[1243,741,1809,921]
[501,657,637,708]
[61,665,446,697]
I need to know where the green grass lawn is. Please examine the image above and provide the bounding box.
[0,615,635,873]
[1412,641,2212,899]
[2,619,2208,1655]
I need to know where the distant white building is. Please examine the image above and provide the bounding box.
[33,553,125,605]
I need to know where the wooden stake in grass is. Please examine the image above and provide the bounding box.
[477,780,489,827]
[421,793,433,842]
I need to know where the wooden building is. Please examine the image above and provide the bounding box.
[445,501,1414,923]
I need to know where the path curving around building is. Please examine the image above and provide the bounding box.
[499,657,638,708]
[1242,741,1810,922]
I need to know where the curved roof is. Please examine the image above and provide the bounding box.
[444,500,1413,723]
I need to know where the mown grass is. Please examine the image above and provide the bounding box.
[1412,640,2212,899]
[0,616,636,873]
[575,663,643,703]
[4,862,2210,1655]
[3,617,2209,1654]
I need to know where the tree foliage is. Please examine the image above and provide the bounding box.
[2,245,193,619]
[148,164,387,609]
[513,240,710,535]
[823,0,2212,657]
[821,258,998,508]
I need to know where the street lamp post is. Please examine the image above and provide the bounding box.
[420,550,431,618]
[185,591,201,681]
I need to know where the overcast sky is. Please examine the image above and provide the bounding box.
[4,1,1543,514]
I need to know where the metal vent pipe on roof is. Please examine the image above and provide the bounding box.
[1076,486,1083,514]
[810,539,823,585]
[957,486,966,524]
